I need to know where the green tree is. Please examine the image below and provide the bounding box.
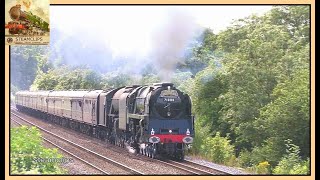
[11,45,51,90]
[140,74,161,86]
[172,71,193,88]
[102,72,133,88]
[32,66,103,90]
[257,68,310,159]
[216,6,309,152]
[186,6,310,172]
[179,28,218,74]
[190,60,230,136]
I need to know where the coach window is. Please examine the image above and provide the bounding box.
[92,102,96,116]
[79,101,82,108]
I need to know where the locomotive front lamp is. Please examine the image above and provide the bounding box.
[149,136,160,143]
[186,129,190,135]
[183,136,193,143]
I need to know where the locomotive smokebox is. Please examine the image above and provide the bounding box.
[9,5,27,21]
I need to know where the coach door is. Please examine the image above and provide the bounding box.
[92,100,97,125]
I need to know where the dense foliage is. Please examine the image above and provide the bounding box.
[10,6,310,174]
[11,126,66,174]
[185,6,310,174]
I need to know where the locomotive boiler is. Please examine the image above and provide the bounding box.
[15,83,194,160]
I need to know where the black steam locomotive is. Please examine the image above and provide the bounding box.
[15,83,194,160]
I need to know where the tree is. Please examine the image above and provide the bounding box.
[187,6,310,172]
[216,6,309,151]
[140,74,160,86]
[257,68,310,159]
[178,28,218,74]
[102,72,133,88]
[11,45,51,90]
[190,60,230,136]
[32,66,104,90]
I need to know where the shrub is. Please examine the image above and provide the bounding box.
[10,126,66,174]
[201,132,235,164]
[238,149,254,167]
[189,118,211,155]
[273,139,310,175]
[256,161,271,174]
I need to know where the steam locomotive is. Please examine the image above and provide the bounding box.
[5,4,49,35]
[15,83,194,160]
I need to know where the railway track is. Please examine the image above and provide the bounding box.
[160,159,215,175]
[10,112,144,175]
[10,107,234,175]
[152,159,230,175]
[182,159,231,175]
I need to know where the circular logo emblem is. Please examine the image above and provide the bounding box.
[7,38,13,44]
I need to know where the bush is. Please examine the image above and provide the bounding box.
[238,149,254,167]
[200,132,235,164]
[189,119,211,155]
[241,138,286,167]
[256,161,271,174]
[273,140,310,175]
[288,158,310,175]
[10,126,66,174]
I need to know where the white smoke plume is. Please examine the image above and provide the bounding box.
[48,6,202,82]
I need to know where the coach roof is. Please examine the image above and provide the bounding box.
[83,90,104,99]
[48,90,90,98]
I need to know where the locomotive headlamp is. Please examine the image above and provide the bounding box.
[167,112,171,117]
[183,136,193,144]
[149,136,160,143]
[151,128,155,135]
[186,129,190,135]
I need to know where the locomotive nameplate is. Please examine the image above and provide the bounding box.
[5,0,50,45]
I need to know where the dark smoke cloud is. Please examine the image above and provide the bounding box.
[150,9,201,82]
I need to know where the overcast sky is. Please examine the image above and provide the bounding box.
[50,5,273,58]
